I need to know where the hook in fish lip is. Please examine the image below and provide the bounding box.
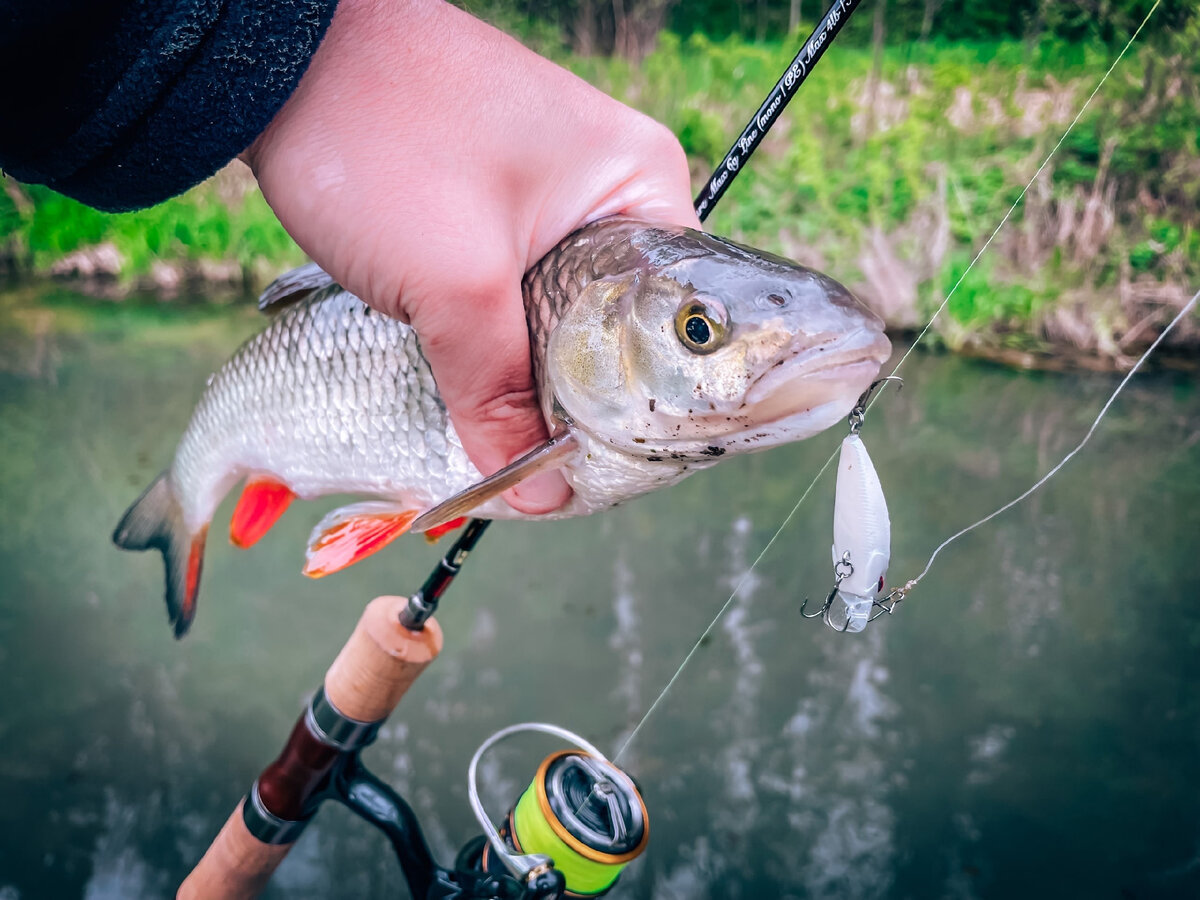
[852,375,904,414]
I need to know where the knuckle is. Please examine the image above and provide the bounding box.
[468,387,549,457]
[621,118,693,200]
[477,387,542,427]
[639,117,687,163]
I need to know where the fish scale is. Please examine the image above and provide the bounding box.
[170,290,480,536]
[115,216,889,637]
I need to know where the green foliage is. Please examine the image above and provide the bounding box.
[942,255,1039,327]
[1,179,302,280]
[5,25,1197,358]
[676,106,727,160]
[470,0,1195,49]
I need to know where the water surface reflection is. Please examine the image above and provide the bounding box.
[0,291,1198,898]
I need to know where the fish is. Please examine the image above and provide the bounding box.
[113,216,891,637]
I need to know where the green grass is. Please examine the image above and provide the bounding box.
[3,30,1197,356]
[1,176,303,282]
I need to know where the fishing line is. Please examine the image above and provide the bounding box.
[886,0,1162,382]
[612,449,839,764]
[613,2,1165,759]
[896,286,1198,595]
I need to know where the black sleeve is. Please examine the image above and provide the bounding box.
[0,0,339,212]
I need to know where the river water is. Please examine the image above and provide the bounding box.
[1,286,1198,899]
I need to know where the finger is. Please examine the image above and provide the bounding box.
[616,124,704,230]
[569,119,703,234]
[411,271,572,516]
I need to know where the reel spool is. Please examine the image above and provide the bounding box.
[465,723,649,898]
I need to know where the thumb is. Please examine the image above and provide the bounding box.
[411,272,572,516]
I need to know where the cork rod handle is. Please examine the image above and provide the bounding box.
[177,800,289,900]
[324,594,443,721]
[178,596,443,899]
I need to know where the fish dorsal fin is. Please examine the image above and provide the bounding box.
[410,432,579,533]
[258,262,337,314]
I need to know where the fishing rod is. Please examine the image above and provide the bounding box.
[179,3,868,897]
[453,0,870,580]
[180,526,650,900]
[693,0,865,222]
[183,11,1183,895]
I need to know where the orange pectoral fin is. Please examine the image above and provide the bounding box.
[230,478,297,549]
[303,502,419,579]
[424,517,468,544]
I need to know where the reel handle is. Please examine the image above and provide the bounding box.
[178,595,443,899]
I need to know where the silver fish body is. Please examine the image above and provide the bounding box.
[173,288,480,535]
[115,217,890,636]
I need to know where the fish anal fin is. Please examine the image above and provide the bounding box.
[230,477,297,549]
[424,517,468,544]
[410,432,578,534]
[303,502,419,579]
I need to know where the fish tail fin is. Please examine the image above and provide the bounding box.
[113,473,207,639]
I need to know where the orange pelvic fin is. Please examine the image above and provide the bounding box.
[303,502,419,579]
[424,517,468,544]
[230,478,297,549]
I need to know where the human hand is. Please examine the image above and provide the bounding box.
[244,0,700,515]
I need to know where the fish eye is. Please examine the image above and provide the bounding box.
[675,299,727,355]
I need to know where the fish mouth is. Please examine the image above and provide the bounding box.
[742,327,892,428]
[626,327,890,457]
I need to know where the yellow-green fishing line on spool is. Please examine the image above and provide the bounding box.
[513,783,624,895]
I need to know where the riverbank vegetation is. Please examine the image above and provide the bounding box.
[2,1,1197,366]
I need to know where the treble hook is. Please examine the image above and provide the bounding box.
[866,593,900,622]
[799,581,838,619]
[848,375,904,434]
[800,552,855,630]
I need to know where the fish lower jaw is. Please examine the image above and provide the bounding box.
[554,433,703,512]
[745,328,891,409]
[588,368,876,458]
[734,357,887,442]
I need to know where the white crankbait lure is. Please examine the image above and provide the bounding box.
[826,432,890,632]
[801,376,899,633]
